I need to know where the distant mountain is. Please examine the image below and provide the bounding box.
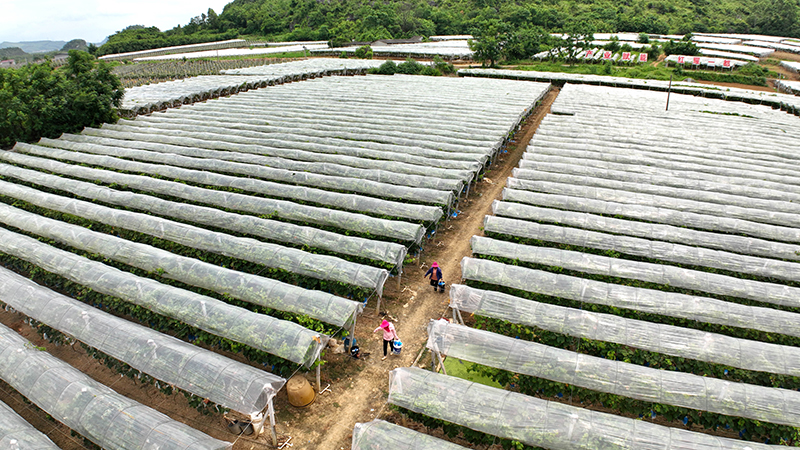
[0,47,27,60]
[0,40,67,53]
[61,39,88,51]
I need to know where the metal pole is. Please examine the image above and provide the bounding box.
[666,74,673,111]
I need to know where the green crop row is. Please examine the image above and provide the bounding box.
[0,253,299,377]
[0,192,376,301]
[0,377,102,450]
[0,217,339,335]
[476,247,800,315]
[484,228,800,290]
[11,316,230,416]
[26,151,444,227]
[0,166,422,254]
[466,259,800,348]
[395,407,543,450]
[470,311,800,444]
[464,312,800,446]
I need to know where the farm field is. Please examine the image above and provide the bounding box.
[3,56,800,449]
[383,83,800,449]
[0,67,550,449]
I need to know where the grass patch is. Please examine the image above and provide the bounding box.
[441,357,503,388]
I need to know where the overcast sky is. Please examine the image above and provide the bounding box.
[3,0,232,44]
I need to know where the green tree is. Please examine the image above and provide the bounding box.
[0,50,123,149]
[561,22,595,64]
[469,21,510,67]
[504,27,547,61]
[748,0,800,36]
[354,45,373,59]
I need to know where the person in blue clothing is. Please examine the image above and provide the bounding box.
[424,262,444,292]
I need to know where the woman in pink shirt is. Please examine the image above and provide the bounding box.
[374,319,400,360]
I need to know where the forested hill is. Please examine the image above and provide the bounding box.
[97,0,800,55]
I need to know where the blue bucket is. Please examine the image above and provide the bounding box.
[392,340,402,355]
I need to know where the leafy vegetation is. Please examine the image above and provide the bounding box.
[370,57,455,75]
[0,50,123,149]
[94,0,800,59]
[97,23,237,56]
[470,314,800,445]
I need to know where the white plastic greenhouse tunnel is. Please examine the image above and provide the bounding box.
[0,265,286,445]
[0,322,233,450]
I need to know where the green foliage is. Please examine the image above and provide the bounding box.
[373,60,398,75]
[644,43,662,61]
[663,39,701,56]
[397,407,544,450]
[0,251,298,376]
[472,315,800,445]
[637,32,650,43]
[97,23,237,56]
[602,36,621,52]
[396,58,426,74]
[517,59,677,81]
[469,21,509,68]
[747,0,800,36]
[562,22,595,64]
[681,69,768,86]
[0,50,123,149]
[85,0,800,60]
[354,45,373,59]
[432,56,455,75]
[60,39,88,52]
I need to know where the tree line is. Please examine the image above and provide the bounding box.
[96,0,800,58]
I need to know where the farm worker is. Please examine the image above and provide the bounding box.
[374,319,400,361]
[424,262,444,292]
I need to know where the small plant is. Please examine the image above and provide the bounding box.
[432,55,455,75]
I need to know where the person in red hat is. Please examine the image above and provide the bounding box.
[424,262,444,292]
[373,319,400,360]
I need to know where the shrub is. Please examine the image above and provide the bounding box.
[663,39,700,56]
[354,45,373,59]
[373,60,397,75]
[432,55,455,75]
[396,58,425,74]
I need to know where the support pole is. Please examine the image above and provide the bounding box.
[437,351,447,376]
[375,294,382,315]
[316,359,321,394]
[268,401,278,447]
[666,74,673,111]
